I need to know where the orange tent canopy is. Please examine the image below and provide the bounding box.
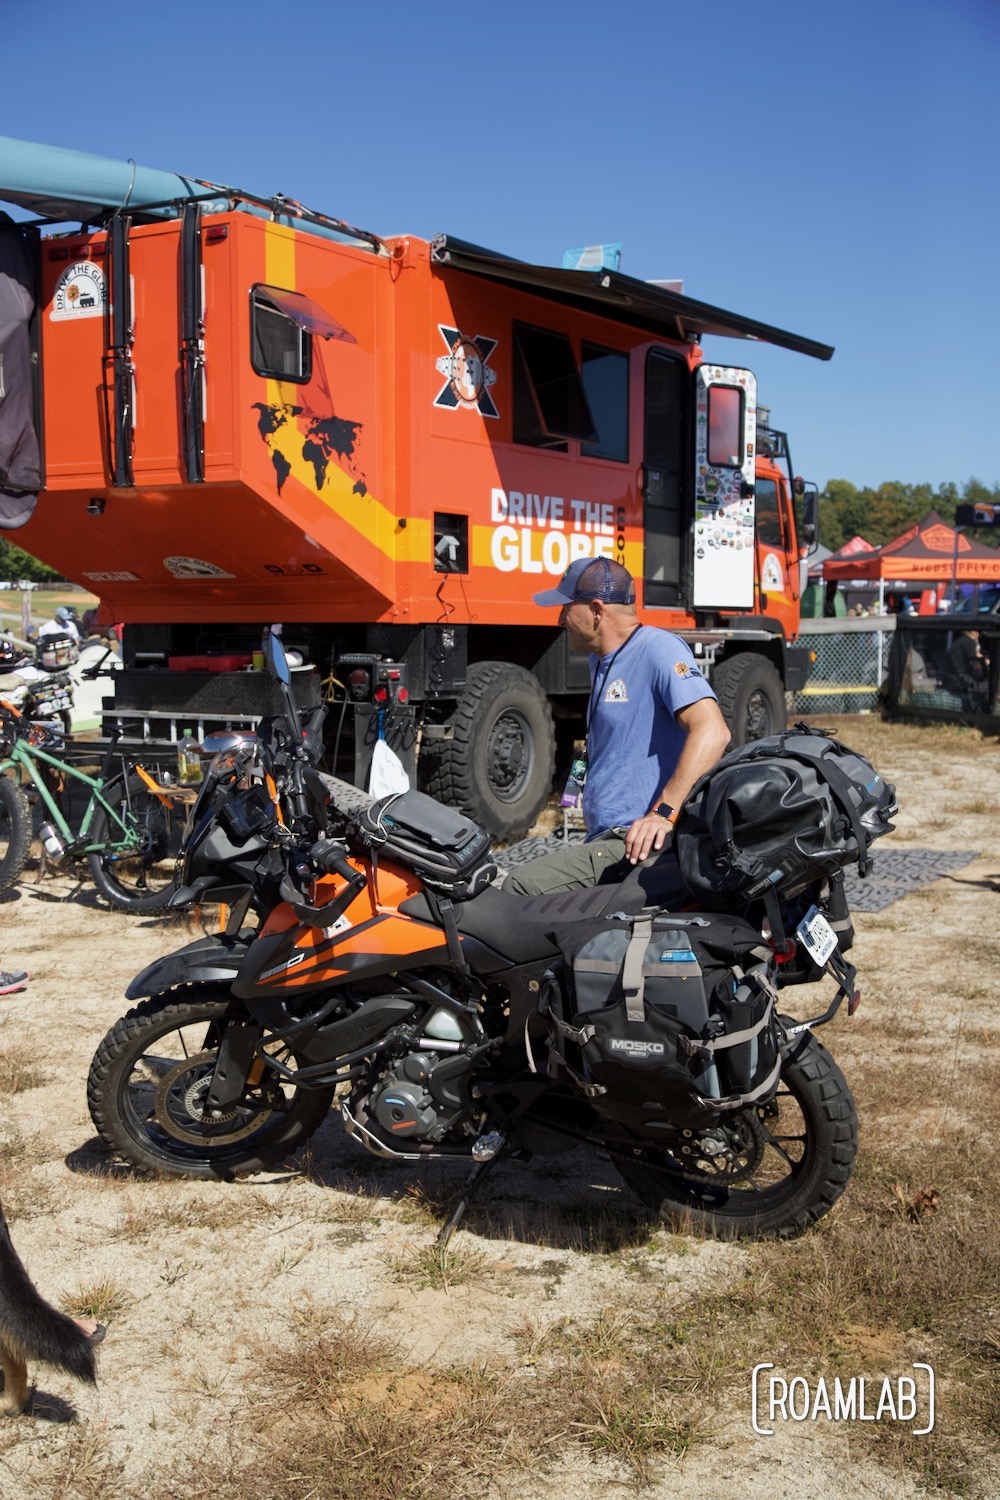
[823,511,1000,582]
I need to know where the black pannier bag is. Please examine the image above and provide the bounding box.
[675,725,897,908]
[542,911,781,1130]
[350,789,496,898]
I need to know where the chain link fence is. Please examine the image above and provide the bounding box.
[791,617,895,716]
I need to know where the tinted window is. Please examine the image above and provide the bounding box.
[581,344,629,462]
[251,289,312,382]
[513,324,596,447]
[755,478,783,546]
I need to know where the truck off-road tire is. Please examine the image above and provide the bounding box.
[712,653,786,745]
[419,662,555,842]
[613,1031,857,1239]
[87,991,334,1180]
[0,775,32,895]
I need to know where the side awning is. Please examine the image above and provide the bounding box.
[430,236,834,361]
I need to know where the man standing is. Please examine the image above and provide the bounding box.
[506,557,731,895]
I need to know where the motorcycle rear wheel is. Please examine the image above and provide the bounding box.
[0,774,32,895]
[87,772,184,913]
[87,991,334,1179]
[613,1031,857,1239]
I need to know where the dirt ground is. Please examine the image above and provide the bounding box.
[0,714,997,1499]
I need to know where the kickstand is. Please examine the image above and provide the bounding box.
[436,1150,504,1249]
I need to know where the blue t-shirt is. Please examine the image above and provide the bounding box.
[582,626,716,836]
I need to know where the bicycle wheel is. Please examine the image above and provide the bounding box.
[87,772,184,913]
[0,774,32,895]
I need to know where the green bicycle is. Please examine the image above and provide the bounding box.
[0,706,185,914]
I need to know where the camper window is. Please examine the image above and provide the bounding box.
[251,288,313,382]
[580,344,629,463]
[706,384,743,468]
[512,323,596,450]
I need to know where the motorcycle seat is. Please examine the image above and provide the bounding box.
[399,879,653,965]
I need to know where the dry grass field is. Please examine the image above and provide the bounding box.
[0,714,998,1499]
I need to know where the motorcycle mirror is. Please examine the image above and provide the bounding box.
[201,730,258,756]
[263,628,291,685]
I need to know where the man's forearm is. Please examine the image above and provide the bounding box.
[653,714,731,815]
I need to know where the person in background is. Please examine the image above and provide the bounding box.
[36,605,80,643]
[505,557,731,896]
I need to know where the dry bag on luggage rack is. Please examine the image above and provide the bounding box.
[542,910,781,1128]
[350,789,497,898]
[675,725,897,908]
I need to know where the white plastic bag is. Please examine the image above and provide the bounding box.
[368,737,410,797]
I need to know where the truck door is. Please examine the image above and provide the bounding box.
[692,366,757,610]
[753,467,799,640]
[642,351,686,607]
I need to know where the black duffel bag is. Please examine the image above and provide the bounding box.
[675,725,897,907]
[542,910,781,1131]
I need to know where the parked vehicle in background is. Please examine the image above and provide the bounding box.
[0,137,829,839]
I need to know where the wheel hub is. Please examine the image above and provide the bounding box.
[744,689,774,741]
[487,710,532,799]
[152,1050,277,1147]
[674,1112,767,1181]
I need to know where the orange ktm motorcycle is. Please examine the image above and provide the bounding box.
[87,633,864,1240]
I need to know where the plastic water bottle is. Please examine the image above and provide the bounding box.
[38,822,66,860]
[177,727,203,786]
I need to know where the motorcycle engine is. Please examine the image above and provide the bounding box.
[362,1046,477,1146]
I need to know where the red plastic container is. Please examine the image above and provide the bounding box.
[167,654,252,672]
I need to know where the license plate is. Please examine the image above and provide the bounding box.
[795,905,837,966]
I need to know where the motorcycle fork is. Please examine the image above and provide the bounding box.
[204,1020,265,1114]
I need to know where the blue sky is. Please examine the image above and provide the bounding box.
[3,0,997,492]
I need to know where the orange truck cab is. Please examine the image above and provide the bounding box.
[0,138,826,837]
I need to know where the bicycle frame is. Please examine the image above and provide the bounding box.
[0,733,145,857]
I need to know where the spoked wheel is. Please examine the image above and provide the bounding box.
[87,991,334,1179]
[613,1032,857,1238]
[87,772,184,913]
[0,774,32,895]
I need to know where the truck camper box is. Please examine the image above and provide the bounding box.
[0,136,830,838]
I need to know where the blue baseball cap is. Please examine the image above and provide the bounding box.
[533,557,636,607]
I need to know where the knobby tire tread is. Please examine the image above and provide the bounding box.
[615,1032,857,1239]
[87,992,333,1180]
[712,655,786,746]
[419,661,554,840]
[0,777,32,894]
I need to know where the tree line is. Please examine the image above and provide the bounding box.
[2,476,999,582]
[816,477,1000,553]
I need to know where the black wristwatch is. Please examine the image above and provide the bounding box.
[654,803,676,822]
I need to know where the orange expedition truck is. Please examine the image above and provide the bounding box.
[0,137,827,838]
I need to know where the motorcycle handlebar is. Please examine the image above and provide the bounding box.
[309,839,358,882]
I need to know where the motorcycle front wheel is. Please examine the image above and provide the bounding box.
[613,1031,857,1239]
[87,991,334,1179]
[87,772,184,913]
